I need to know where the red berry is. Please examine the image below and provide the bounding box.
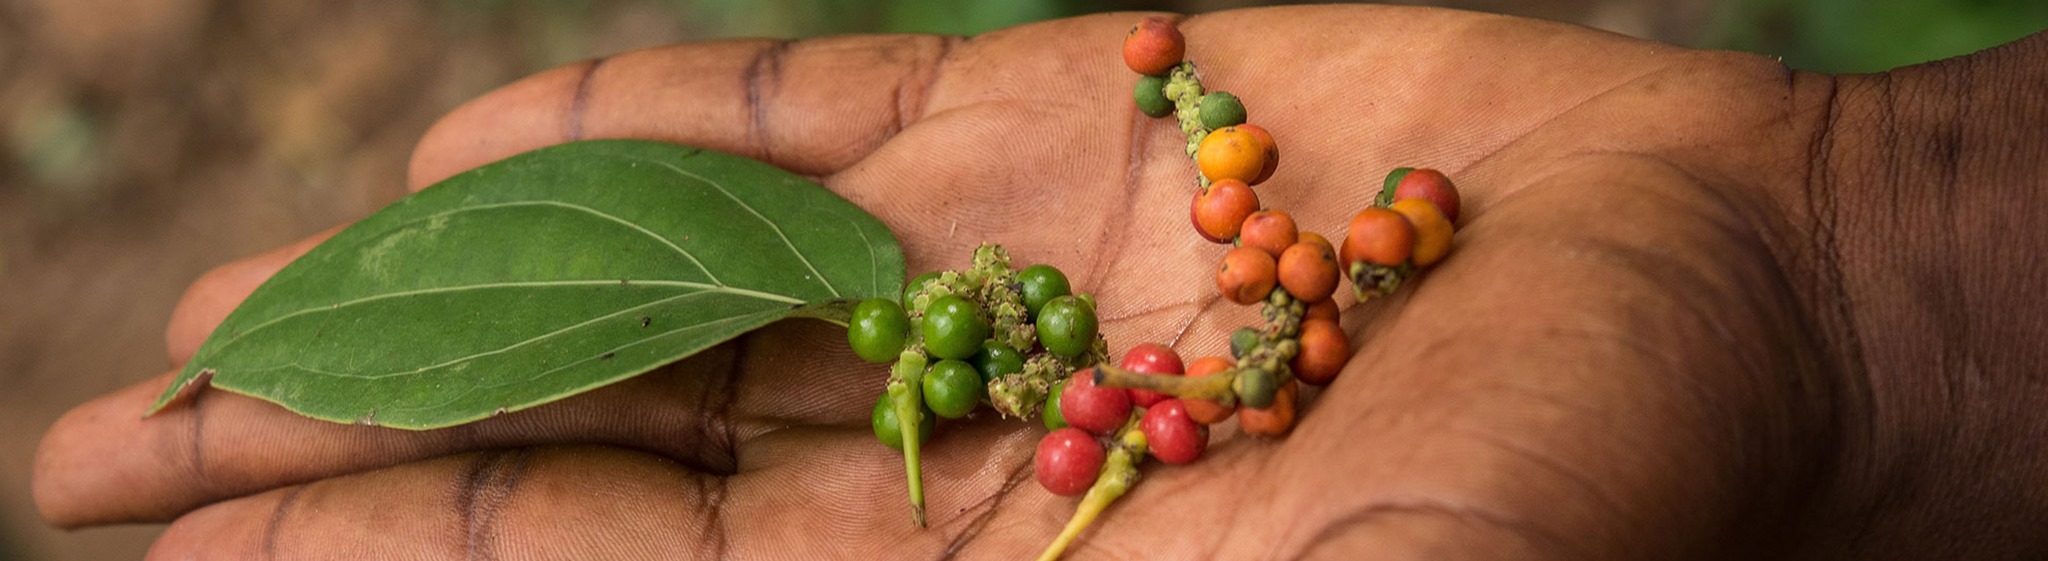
[1035,428,1106,496]
[1122,17,1185,76]
[1119,343,1185,408]
[1060,370,1133,435]
[1190,179,1259,243]
[1140,399,1208,464]
[1393,168,1461,224]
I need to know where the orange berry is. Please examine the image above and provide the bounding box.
[1197,126,1269,184]
[1277,239,1340,303]
[1122,17,1185,75]
[1305,299,1339,322]
[1182,356,1236,424]
[1390,198,1454,267]
[1190,179,1259,243]
[1293,319,1350,386]
[1393,168,1461,223]
[1238,210,1297,257]
[1237,123,1280,185]
[1298,231,1333,253]
[1340,207,1416,268]
[1215,246,1277,305]
[1238,380,1297,436]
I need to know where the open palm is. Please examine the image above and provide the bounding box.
[38,7,1884,560]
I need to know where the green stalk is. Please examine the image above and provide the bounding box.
[1035,415,1147,561]
[1092,363,1238,406]
[887,351,929,527]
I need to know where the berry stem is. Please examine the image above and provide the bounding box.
[787,298,861,327]
[1092,363,1238,406]
[1035,414,1147,561]
[887,351,930,527]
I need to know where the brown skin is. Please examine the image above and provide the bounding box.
[29,6,2048,560]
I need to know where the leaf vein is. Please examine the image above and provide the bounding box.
[648,159,841,297]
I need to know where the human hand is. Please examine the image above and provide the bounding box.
[36,6,2048,559]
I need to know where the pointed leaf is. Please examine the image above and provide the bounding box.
[150,140,903,429]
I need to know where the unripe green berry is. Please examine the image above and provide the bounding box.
[972,340,1026,385]
[1043,380,1069,430]
[1035,295,1099,358]
[1135,75,1173,118]
[847,298,911,363]
[1235,367,1278,409]
[1017,264,1072,320]
[904,271,941,306]
[922,295,991,360]
[1199,91,1247,130]
[871,393,933,451]
[923,359,986,419]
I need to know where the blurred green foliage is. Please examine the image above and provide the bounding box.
[1710,0,2048,72]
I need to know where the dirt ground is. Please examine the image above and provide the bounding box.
[0,1,1701,559]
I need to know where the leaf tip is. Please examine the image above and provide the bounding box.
[146,369,215,416]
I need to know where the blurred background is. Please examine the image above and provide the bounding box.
[1,0,2044,558]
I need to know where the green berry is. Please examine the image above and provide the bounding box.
[1043,380,1069,430]
[1234,367,1278,409]
[904,271,941,306]
[1378,167,1414,207]
[922,295,991,360]
[972,340,1026,385]
[1035,295,1098,358]
[1017,264,1072,319]
[872,392,933,451]
[1075,293,1097,312]
[1229,327,1260,359]
[1134,75,1173,118]
[1199,91,1247,130]
[848,298,910,363]
[922,359,985,419]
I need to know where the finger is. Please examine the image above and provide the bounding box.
[141,439,1035,561]
[165,227,341,365]
[144,447,728,561]
[405,33,956,190]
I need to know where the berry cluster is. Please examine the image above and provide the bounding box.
[1027,16,1468,561]
[847,244,1107,526]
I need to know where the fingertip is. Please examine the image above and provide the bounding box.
[32,373,177,528]
[166,228,341,365]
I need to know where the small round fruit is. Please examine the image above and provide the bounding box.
[1017,264,1072,320]
[1238,380,1298,437]
[847,298,910,363]
[922,359,985,419]
[1238,123,1280,185]
[1043,380,1069,430]
[1381,167,1414,204]
[872,393,933,451]
[1393,168,1461,223]
[1305,299,1339,323]
[1390,198,1454,268]
[1293,319,1351,386]
[1059,370,1132,435]
[1140,399,1208,464]
[1216,246,1278,305]
[1233,366,1278,409]
[1134,75,1173,118]
[1228,327,1259,359]
[1122,16,1184,75]
[1119,343,1186,408]
[1278,239,1341,303]
[1181,356,1236,424]
[1197,127,1270,184]
[1238,209,1297,257]
[1036,428,1106,496]
[972,340,1026,384]
[1036,295,1099,358]
[1191,179,1259,243]
[1341,207,1416,268]
[922,295,991,360]
[903,271,940,304]
[1198,91,1246,130]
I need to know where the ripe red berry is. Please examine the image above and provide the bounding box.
[1060,370,1133,435]
[1393,168,1461,224]
[1120,343,1185,408]
[1122,17,1184,76]
[1190,179,1259,243]
[1140,399,1208,464]
[1035,428,1106,496]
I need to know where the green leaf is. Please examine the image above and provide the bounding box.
[150,140,904,429]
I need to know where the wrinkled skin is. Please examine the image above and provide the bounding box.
[32,7,2048,560]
